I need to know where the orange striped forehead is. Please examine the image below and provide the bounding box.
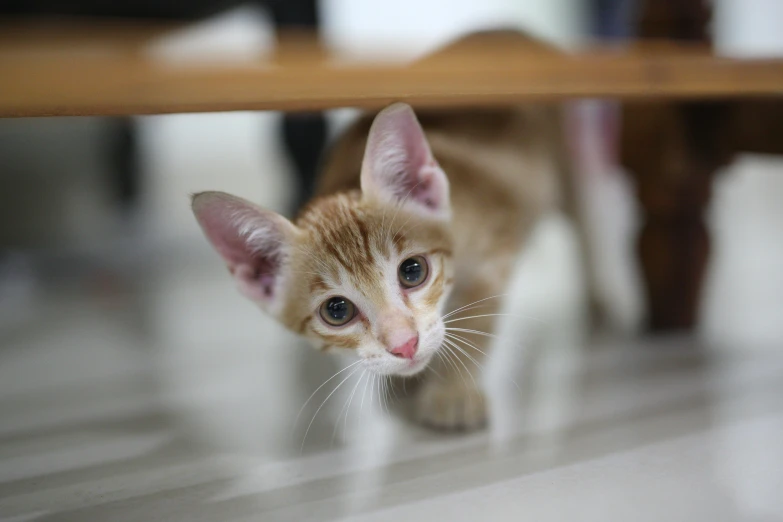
[296,191,388,289]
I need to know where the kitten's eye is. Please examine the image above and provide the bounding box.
[398,256,428,289]
[319,296,356,327]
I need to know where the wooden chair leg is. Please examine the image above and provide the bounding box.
[622,102,733,332]
[635,167,713,331]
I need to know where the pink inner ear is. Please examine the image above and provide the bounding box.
[193,193,286,302]
[362,104,450,216]
[406,161,443,210]
[232,263,277,299]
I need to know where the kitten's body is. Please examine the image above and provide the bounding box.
[315,106,571,427]
[192,32,585,430]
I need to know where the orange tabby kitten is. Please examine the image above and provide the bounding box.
[192,35,580,431]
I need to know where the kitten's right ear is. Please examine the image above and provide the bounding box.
[191,192,298,309]
[360,103,451,220]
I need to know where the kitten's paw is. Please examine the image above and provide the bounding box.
[415,381,487,431]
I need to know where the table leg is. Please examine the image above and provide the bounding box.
[621,102,732,331]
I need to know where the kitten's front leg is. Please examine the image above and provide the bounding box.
[416,285,502,431]
[416,370,487,431]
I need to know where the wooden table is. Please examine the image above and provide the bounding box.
[1,20,782,117]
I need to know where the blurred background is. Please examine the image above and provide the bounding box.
[1,0,783,520]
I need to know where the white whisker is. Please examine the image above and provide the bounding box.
[358,368,372,422]
[438,343,462,377]
[441,304,501,323]
[375,374,385,413]
[444,327,501,340]
[444,337,483,369]
[441,294,509,320]
[301,365,361,452]
[292,359,362,434]
[428,360,445,381]
[381,376,390,413]
[331,383,353,445]
[447,333,523,393]
[444,313,545,325]
[442,339,478,389]
[368,373,376,408]
[388,376,400,403]
[333,370,365,444]
[444,332,489,358]
[441,341,480,414]
[442,344,469,389]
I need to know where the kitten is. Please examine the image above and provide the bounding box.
[191,34,582,431]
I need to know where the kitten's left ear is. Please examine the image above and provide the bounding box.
[360,103,450,220]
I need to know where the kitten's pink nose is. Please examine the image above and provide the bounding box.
[389,335,418,360]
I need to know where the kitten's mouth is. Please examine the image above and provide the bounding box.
[395,353,431,376]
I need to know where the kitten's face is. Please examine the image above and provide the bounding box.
[282,194,453,375]
[192,103,453,377]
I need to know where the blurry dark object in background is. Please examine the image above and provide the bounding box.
[620,0,783,332]
[282,112,326,213]
[0,0,281,21]
[109,119,138,215]
[591,0,638,41]
[0,0,326,216]
[267,0,327,214]
[635,0,709,41]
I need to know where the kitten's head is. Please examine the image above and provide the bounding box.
[192,104,454,376]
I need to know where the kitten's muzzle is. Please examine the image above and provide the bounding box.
[378,310,418,359]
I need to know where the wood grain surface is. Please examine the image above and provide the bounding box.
[1,19,782,117]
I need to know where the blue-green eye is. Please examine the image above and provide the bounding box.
[320,296,356,327]
[398,256,428,288]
